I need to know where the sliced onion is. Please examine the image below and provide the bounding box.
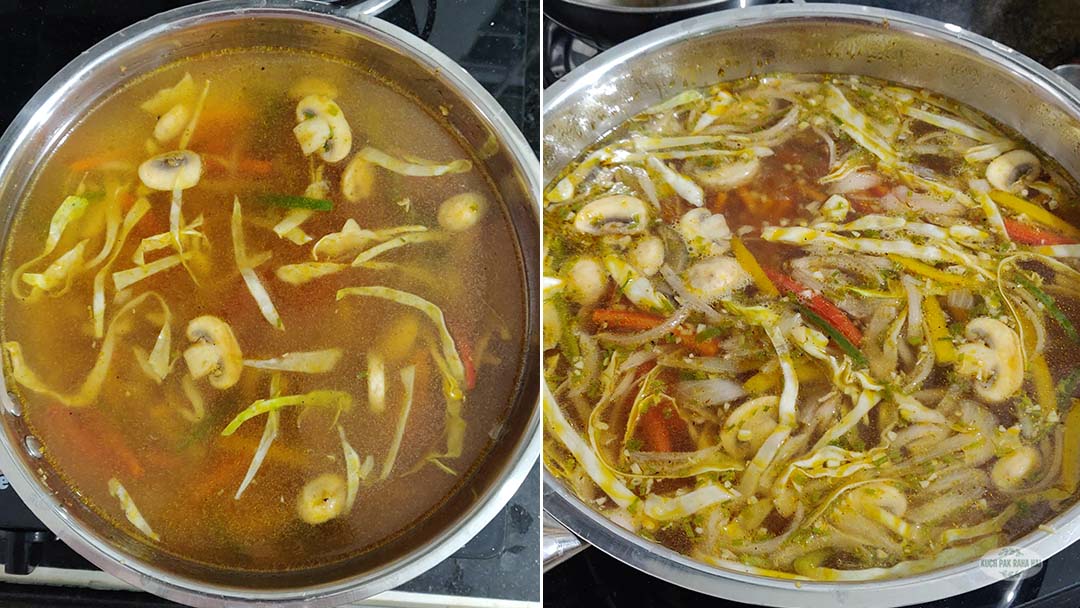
[946,289,974,310]
[828,170,882,194]
[901,275,924,346]
[673,377,745,407]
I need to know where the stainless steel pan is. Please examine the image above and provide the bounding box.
[543,0,780,49]
[0,1,540,606]
[543,4,1080,606]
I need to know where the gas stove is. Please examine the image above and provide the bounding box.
[0,1,539,606]
[542,1,1080,607]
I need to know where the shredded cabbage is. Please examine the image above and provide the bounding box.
[646,156,704,207]
[824,84,897,165]
[232,197,284,330]
[337,286,466,387]
[11,195,90,300]
[312,218,427,261]
[642,484,737,520]
[350,231,445,266]
[234,409,279,500]
[275,262,348,285]
[112,252,191,292]
[644,90,703,114]
[273,208,314,245]
[85,191,123,268]
[604,255,673,313]
[338,425,366,511]
[93,198,151,337]
[243,349,342,373]
[358,146,472,177]
[543,382,638,509]
[5,292,170,407]
[21,239,87,295]
[108,478,159,541]
[367,350,386,414]
[220,390,352,436]
[179,374,205,423]
[381,365,416,480]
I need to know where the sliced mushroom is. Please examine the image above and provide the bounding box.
[991,445,1041,490]
[153,104,191,143]
[438,192,488,232]
[138,150,202,191]
[956,317,1023,402]
[986,150,1041,192]
[720,396,779,459]
[563,256,608,306]
[684,256,751,302]
[628,235,665,277]
[296,473,347,524]
[687,157,761,191]
[573,195,648,235]
[183,315,243,390]
[294,95,352,163]
[678,208,732,257]
[341,155,376,202]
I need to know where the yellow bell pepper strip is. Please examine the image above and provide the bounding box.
[1038,399,1080,502]
[888,254,977,288]
[1031,354,1057,420]
[990,190,1080,240]
[731,236,779,297]
[922,293,956,364]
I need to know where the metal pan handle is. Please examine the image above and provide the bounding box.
[543,513,588,572]
[1053,64,1080,93]
[328,0,402,19]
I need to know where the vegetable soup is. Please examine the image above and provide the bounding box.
[543,73,1080,580]
[1,48,526,570]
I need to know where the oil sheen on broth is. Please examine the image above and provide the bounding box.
[1,49,525,570]
[543,74,1080,580]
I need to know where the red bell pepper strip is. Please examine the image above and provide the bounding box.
[1004,218,1078,246]
[764,268,863,345]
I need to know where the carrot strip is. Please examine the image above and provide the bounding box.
[41,406,143,479]
[764,268,863,345]
[639,402,673,452]
[591,309,720,355]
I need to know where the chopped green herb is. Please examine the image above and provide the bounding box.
[794,303,869,367]
[259,194,333,211]
[1016,274,1079,342]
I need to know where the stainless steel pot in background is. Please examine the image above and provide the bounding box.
[543,0,781,49]
[0,1,540,606]
[543,4,1080,606]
